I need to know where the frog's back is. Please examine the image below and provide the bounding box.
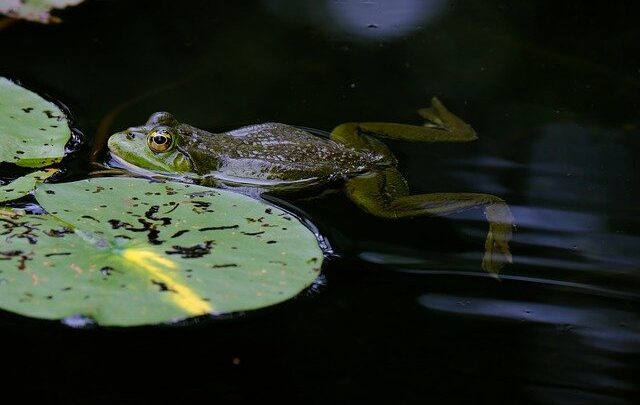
[188,123,389,189]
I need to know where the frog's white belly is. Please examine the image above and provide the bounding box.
[211,157,328,189]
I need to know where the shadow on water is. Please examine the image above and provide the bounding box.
[0,0,639,403]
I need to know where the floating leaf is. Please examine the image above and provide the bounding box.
[0,169,57,203]
[0,77,71,167]
[0,177,323,326]
[0,0,84,23]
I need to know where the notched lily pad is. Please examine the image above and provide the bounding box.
[0,169,57,203]
[0,178,323,326]
[0,0,84,23]
[0,77,72,167]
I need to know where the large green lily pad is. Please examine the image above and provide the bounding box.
[0,177,323,326]
[0,0,84,23]
[0,77,71,167]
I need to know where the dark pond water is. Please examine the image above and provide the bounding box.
[1,0,639,403]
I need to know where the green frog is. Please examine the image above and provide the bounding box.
[107,98,513,274]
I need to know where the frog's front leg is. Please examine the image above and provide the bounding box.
[331,97,477,145]
[345,167,514,275]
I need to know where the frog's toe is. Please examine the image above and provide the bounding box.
[417,98,478,141]
[481,230,513,276]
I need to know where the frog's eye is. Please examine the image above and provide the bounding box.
[147,128,174,153]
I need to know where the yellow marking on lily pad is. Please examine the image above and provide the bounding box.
[122,248,212,315]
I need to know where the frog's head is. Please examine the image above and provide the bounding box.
[107,112,194,175]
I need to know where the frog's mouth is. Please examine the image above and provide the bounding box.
[107,152,197,183]
[107,152,160,177]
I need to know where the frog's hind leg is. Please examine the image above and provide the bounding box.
[331,97,477,146]
[345,167,513,275]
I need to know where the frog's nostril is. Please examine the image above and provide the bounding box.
[125,132,135,140]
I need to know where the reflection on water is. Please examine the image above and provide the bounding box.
[419,294,639,346]
[1,0,639,403]
[325,0,445,39]
[420,293,639,402]
[455,122,639,287]
[265,0,446,39]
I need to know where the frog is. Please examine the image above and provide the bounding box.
[107,97,513,274]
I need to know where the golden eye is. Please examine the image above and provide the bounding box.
[147,128,174,153]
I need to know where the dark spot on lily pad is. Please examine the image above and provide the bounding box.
[165,241,214,258]
[109,218,164,245]
[151,280,176,293]
[43,110,59,119]
[81,215,100,223]
[171,229,190,238]
[211,263,238,268]
[164,204,180,214]
[144,205,171,226]
[241,231,265,236]
[44,227,73,237]
[44,252,71,257]
[0,250,23,259]
[17,254,31,270]
[189,200,214,213]
[100,266,115,276]
[200,225,238,231]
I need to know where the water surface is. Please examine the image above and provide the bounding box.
[1,1,638,403]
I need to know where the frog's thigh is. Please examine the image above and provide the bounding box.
[345,168,514,274]
[332,98,477,144]
[330,124,395,158]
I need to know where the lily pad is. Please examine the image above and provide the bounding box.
[0,177,323,326]
[0,77,71,167]
[0,169,57,203]
[0,0,84,23]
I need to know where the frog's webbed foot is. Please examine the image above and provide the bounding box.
[345,168,514,275]
[481,203,514,276]
[417,97,478,141]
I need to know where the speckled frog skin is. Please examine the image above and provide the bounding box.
[110,120,391,189]
[107,98,514,274]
